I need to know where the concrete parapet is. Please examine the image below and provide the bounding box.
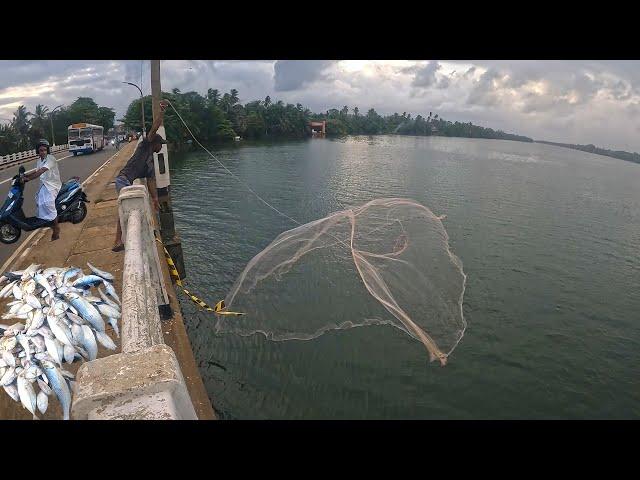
[71,183,199,419]
[71,344,197,420]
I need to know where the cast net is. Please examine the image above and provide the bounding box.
[214,198,467,365]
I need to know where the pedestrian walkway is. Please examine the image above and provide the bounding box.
[0,141,215,420]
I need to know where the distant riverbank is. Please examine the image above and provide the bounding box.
[535,140,640,165]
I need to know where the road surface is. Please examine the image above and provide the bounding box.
[0,144,123,268]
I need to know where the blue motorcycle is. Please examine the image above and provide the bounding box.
[0,165,89,244]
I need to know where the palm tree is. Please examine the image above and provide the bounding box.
[264,96,271,108]
[31,104,49,140]
[207,88,220,106]
[12,105,31,150]
[229,89,239,106]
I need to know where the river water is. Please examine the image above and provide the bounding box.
[169,135,640,419]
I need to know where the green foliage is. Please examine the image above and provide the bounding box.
[0,96,114,156]
[117,88,537,149]
[325,118,349,137]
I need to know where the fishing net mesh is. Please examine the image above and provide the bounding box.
[215,198,467,365]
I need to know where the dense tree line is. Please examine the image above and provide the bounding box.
[536,140,640,165]
[0,97,115,156]
[121,88,533,147]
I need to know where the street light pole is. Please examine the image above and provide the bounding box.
[150,59,186,280]
[49,105,63,146]
[122,81,145,138]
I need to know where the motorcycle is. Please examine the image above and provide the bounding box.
[0,165,89,244]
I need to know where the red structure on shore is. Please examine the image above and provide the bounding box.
[310,121,326,137]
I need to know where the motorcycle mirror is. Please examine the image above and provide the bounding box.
[18,166,25,174]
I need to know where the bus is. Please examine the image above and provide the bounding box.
[68,123,104,155]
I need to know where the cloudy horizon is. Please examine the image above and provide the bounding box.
[1,60,639,152]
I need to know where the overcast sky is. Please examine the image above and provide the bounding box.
[1,60,639,152]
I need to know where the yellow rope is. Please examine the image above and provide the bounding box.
[155,236,244,316]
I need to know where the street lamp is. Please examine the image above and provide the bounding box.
[49,105,63,146]
[122,81,145,139]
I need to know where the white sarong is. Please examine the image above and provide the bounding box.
[36,185,58,221]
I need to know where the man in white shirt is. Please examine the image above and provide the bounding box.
[24,139,62,241]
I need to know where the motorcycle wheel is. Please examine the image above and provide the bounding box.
[0,223,21,244]
[71,202,87,224]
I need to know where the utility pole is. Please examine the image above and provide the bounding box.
[150,60,186,281]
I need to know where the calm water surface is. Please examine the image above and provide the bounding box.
[169,135,640,419]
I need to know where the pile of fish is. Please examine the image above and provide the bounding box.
[0,262,120,420]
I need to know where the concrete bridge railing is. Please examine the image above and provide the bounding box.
[0,144,68,166]
[71,185,198,420]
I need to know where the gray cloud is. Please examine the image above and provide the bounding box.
[0,60,639,151]
[467,69,505,107]
[412,61,441,88]
[273,60,335,91]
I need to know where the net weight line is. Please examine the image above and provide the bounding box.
[155,236,245,316]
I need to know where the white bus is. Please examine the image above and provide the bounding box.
[68,123,104,155]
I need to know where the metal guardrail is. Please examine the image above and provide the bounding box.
[71,184,197,420]
[0,144,69,166]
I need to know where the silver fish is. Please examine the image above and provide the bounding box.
[44,337,62,366]
[66,295,105,332]
[107,317,120,338]
[17,373,38,419]
[0,280,17,298]
[24,365,40,380]
[5,322,24,333]
[28,309,44,332]
[43,267,63,277]
[2,350,16,367]
[1,366,16,386]
[62,344,75,364]
[36,390,48,415]
[24,294,41,310]
[34,326,54,340]
[97,287,119,309]
[9,303,23,315]
[34,273,54,299]
[62,267,82,285]
[97,303,120,320]
[2,313,28,320]
[34,352,55,365]
[103,282,120,305]
[42,361,71,420]
[12,284,23,300]
[47,315,74,348]
[70,324,84,344]
[23,264,41,278]
[66,312,86,326]
[79,325,98,361]
[37,378,52,395]
[3,383,19,402]
[30,335,45,353]
[22,279,36,295]
[72,275,104,289]
[16,334,31,361]
[95,331,117,351]
[16,303,33,315]
[86,262,115,281]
